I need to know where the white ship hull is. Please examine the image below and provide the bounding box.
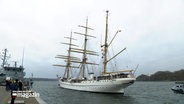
[58,77,135,93]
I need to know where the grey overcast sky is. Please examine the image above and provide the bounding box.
[0,0,184,78]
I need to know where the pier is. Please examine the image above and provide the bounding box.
[0,86,41,104]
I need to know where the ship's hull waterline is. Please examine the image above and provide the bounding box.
[58,77,136,93]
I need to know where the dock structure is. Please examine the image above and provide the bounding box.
[0,86,41,104]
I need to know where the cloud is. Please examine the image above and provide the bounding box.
[0,0,184,78]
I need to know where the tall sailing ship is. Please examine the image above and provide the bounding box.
[54,11,136,94]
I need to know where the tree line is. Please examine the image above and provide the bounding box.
[136,69,184,81]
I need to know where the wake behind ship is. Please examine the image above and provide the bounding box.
[53,11,136,94]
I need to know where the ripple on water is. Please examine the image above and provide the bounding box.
[33,81,184,104]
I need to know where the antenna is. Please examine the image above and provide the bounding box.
[133,64,139,74]
[1,48,10,67]
[31,73,33,78]
[21,48,25,67]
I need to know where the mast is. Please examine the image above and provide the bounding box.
[21,48,25,67]
[54,18,98,79]
[53,31,79,79]
[102,11,127,74]
[103,10,109,74]
[74,18,98,78]
[63,32,78,79]
[1,48,9,67]
[81,18,88,78]
[66,31,72,79]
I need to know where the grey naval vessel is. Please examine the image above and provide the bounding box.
[0,49,25,85]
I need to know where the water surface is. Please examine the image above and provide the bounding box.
[33,81,184,104]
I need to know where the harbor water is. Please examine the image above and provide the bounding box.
[33,81,184,104]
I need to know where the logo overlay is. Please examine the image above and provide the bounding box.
[12,91,40,98]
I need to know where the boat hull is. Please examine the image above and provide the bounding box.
[171,88,184,94]
[171,81,184,94]
[58,78,135,93]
